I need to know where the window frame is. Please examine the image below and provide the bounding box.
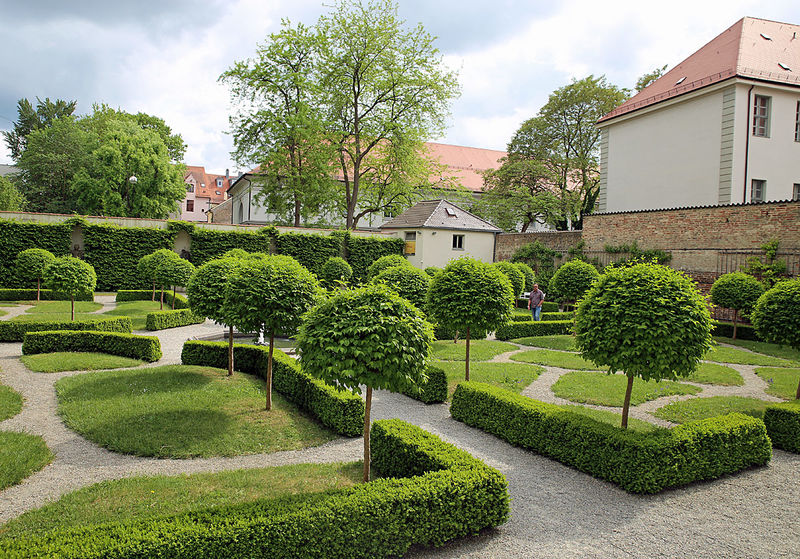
[750,179,766,203]
[452,234,464,250]
[752,95,771,137]
[793,183,800,201]
[795,100,800,142]
[186,199,195,212]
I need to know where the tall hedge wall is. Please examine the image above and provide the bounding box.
[0,220,72,287]
[189,229,272,266]
[347,234,405,281]
[275,232,343,275]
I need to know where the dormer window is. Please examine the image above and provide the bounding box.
[217,179,223,187]
[445,207,457,217]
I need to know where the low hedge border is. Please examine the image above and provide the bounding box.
[513,311,574,322]
[764,402,800,453]
[0,289,93,302]
[515,299,559,312]
[145,309,205,331]
[22,330,162,362]
[495,320,573,340]
[181,341,364,437]
[711,321,759,341]
[115,290,189,309]
[0,317,133,342]
[401,365,447,404]
[450,381,772,494]
[0,420,509,559]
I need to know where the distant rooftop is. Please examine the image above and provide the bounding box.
[380,199,502,233]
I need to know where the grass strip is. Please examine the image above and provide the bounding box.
[0,383,23,420]
[0,432,53,491]
[433,360,543,398]
[432,340,517,362]
[653,396,771,423]
[21,352,144,373]
[704,346,797,367]
[511,335,577,351]
[714,337,800,363]
[551,370,702,407]
[754,367,800,400]
[510,348,598,370]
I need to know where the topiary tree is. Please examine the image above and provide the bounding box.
[372,264,431,310]
[492,261,525,298]
[549,259,600,309]
[222,248,252,260]
[136,253,159,301]
[709,272,765,340]
[751,279,800,400]
[574,262,713,429]
[427,257,514,380]
[225,255,321,410]
[15,248,55,301]
[514,261,536,293]
[187,257,242,376]
[319,256,353,288]
[153,251,195,310]
[298,284,433,481]
[367,253,412,279]
[42,256,97,320]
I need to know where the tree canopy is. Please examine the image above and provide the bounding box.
[709,272,765,339]
[42,256,97,320]
[2,97,77,161]
[751,279,800,399]
[0,175,26,211]
[548,259,600,306]
[372,264,431,309]
[15,248,56,300]
[635,65,668,92]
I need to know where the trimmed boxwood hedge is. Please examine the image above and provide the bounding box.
[115,289,189,309]
[495,320,573,340]
[0,289,94,302]
[145,309,205,331]
[450,381,772,494]
[764,402,800,453]
[515,298,559,312]
[513,311,574,322]
[22,330,162,362]
[181,341,364,437]
[0,420,508,559]
[0,317,132,342]
[401,366,447,404]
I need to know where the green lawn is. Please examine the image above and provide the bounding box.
[563,405,663,433]
[11,313,100,323]
[704,346,797,367]
[434,360,543,397]
[0,302,20,307]
[432,340,518,361]
[685,362,743,386]
[21,352,145,373]
[0,309,7,317]
[0,383,23,420]
[55,365,338,458]
[714,337,800,363]
[102,300,162,330]
[652,396,771,423]
[24,301,103,314]
[754,367,800,400]
[0,432,53,491]
[551,371,702,407]
[0,462,362,538]
[510,349,598,370]
[511,335,577,351]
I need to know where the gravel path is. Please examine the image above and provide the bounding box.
[0,309,798,557]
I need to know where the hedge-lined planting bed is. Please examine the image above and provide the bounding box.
[145,309,205,331]
[181,341,363,437]
[22,330,162,362]
[0,289,94,302]
[115,290,189,309]
[401,366,447,404]
[711,321,759,341]
[0,420,508,559]
[0,317,132,342]
[450,382,772,494]
[763,402,800,453]
[512,311,574,322]
[495,320,573,340]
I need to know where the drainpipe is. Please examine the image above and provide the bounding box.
[743,84,754,204]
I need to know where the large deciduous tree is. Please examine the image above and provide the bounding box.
[3,97,77,161]
[0,175,26,211]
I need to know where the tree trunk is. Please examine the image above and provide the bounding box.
[266,331,274,411]
[732,309,738,340]
[294,195,301,227]
[621,373,634,429]
[227,325,234,377]
[37,278,41,301]
[160,287,164,310]
[795,378,800,401]
[465,326,471,381]
[151,281,156,301]
[363,386,372,482]
[71,296,75,321]
[172,286,176,310]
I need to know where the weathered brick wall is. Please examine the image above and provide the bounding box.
[209,199,232,224]
[494,230,582,261]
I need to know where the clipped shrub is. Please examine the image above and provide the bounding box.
[145,309,205,331]
[274,231,342,276]
[401,365,447,404]
[372,264,431,309]
[515,298,558,312]
[709,272,765,339]
[22,330,162,362]
[752,279,800,399]
[495,320,573,340]
[181,341,364,437]
[512,311,575,322]
[424,266,441,277]
[115,289,188,309]
[345,233,405,282]
[514,261,536,292]
[763,402,800,453]
[548,259,600,306]
[366,253,412,279]
[451,382,772,494]
[0,420,508,559]
[319,256,353,288]
[42,256,97,320]
[14,248,55,301]
[0,317,132,342]
[492,261,525,298]
[0,289,93,302]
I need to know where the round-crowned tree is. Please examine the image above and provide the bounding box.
[372,264,431,309]
[751,279,800,399]
[709,272,765,339]
[297,284,433,482]
[367,254,412,279]
[514,261,536,293]
[42,256,97,320]
[187,257,242,376]
[225,255,321,410]
[153,251,195,309]
[574,262,713,428]
[427,257,514,380]
[549,259,600,309]
[222,248,252,260]
[136,253,159,301]
[492,261,525,298]
[15,248,55,301]
[319,256,353,288]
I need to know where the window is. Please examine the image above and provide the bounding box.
[186,199,195,212]
[751,179,766,203]
[795,101,800,142]
[452,234,464,250]
[404,232,416,255]
[186,184,194,193]
[793,183,800,201]
[752,95,770,137]
[216,178,223,187]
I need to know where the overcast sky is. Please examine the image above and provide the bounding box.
[2,0,799,174]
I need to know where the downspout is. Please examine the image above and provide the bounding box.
[492,232,497,263]
[743,84,754,204]
[247,179,252,223]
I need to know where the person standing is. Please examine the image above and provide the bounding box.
[528,283,545,321]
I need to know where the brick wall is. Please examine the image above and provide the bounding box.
[494,230,582,261]
[209,199,232,224]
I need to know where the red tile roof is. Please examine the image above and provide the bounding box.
[599,17,800,123]
[184,165,230,204]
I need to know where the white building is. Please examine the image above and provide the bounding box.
[597,17,800,213]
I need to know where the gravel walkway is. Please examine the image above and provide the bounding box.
[0,307,798,557]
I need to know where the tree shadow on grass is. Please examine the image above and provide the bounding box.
[57,368,213,402]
